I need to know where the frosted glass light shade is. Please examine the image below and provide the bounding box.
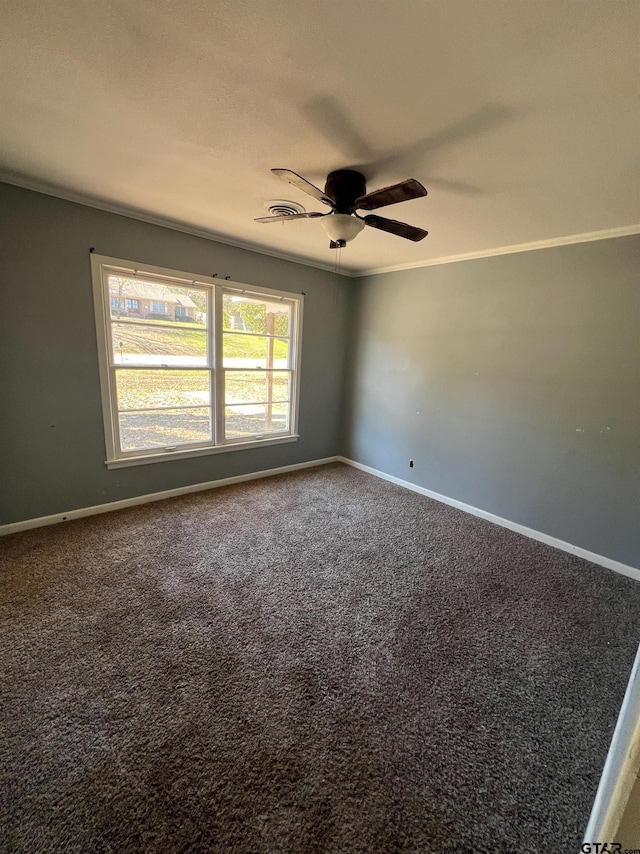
[320,213,365,244]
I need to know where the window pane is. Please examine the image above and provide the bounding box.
[112,323,207,367]
[225,371,289,405]
[223,333,288,368]
[108,275,207,325]
[119,407,211,451]
[116,370,210,410]
[225,403,289,439]
[222,293,291,336]
[99,265,303,458]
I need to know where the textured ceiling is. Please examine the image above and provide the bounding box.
[1,0,639,274]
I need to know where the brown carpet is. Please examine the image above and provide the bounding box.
[1,462,639,853]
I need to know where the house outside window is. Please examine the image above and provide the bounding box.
[125,298,139,310]
[92,255,302,468]
[151,301,166,314]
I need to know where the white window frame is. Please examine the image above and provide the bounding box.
[91,254,303,469]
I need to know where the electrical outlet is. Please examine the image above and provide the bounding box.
[409,459,414,468]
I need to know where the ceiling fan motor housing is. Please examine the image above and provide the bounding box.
[324,170,367,213]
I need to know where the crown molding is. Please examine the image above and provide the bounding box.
[0,171,346,277]
[352,223,640,277]
[2,171,638,279]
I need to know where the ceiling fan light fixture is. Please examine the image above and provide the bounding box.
[320,213,365,245]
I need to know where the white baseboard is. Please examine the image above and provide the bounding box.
[337,456,640,582]
[0,456,340,537]
[5,454,639,583]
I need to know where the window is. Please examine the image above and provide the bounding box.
[125,298,139,310]
[151,301,166,314]
[91,255,302,468]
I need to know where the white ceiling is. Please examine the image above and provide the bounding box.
[1,0,639,275]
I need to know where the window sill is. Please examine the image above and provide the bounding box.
[105,434,299,469]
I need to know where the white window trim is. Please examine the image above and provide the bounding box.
[91,254,303,469]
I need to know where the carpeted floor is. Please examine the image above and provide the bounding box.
[1,462,639,853]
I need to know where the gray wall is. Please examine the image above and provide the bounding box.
[2,180,638,568]
[342,236,640,567]
[0,182,351,524]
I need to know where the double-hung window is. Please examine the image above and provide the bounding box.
[91,255,302,468]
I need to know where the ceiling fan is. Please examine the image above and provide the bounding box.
[255,168,428,248]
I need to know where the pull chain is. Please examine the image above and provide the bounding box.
[333,245,342,275]
[333,245,342,307]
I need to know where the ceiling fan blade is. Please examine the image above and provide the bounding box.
[271,169,335,206]
[254,212,325,223]
[363,214,428,242]
[367,105,512,177]
[355,179,427,211]
[423,176,483,196]
[302,95,375,163]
